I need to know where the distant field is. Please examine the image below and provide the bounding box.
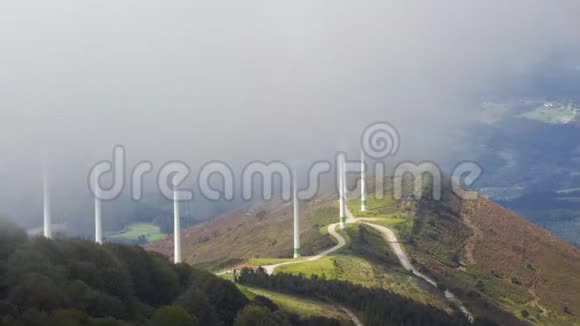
[556,187,580,195]
[109,223,167,242]
[27,224,66,236]
[519,105,578,124]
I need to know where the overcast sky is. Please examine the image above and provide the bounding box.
[1,1,579,226]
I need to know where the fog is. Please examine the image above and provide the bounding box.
[0,1,579,229]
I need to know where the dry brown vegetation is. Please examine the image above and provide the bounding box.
[465,197,580,323]
[145,194,337,270]
[407,188,580,325]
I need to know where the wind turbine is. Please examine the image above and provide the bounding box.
[42,167,52,239]
[293,173,301,258]
[343,156,348,199]
[173,180,182,264]
[338,155,346,229]
[94,172,103,244]
[361,151,367,212]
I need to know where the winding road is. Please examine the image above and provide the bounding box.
[262,222,346,274]
[358,222,474,322]
[261,206,473,323]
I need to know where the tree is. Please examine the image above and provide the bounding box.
[0,223,252,325]
[48,309,87,326]
[104,244,178,305]
[252,296,279,312]
[234,305,290,326]
[151,306,199,326]
[0,217,26,258]
[174,287,221,326]
[8,273,70,311]
[188,269,248,325]
[237,269,477,326]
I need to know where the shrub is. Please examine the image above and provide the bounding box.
[234,305,289,326]
[563,305,572,315]
[521,310,529,318]
[151,306,199,326]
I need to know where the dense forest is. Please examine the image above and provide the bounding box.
[0,217,339,325]
[236,268,498,326]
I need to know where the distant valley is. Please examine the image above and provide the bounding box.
[452,98,580,246]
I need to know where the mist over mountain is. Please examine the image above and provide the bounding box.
[1,1,580,232]
[1,2,580,325]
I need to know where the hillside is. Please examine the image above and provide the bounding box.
[147,178,580,325]
[460,197,579,323]
[146,194,339,270]
[145,193,465,318]
[383,183,580,325]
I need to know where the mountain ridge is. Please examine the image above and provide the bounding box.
[146,179,580,325]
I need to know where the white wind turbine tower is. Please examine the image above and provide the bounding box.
[94,172,103,244]
[361,151,367,212]
[343,157,348,199]
[293,173,301,258]
[338,155,346,229]
[173,179,182,264]
[42,167,52,239]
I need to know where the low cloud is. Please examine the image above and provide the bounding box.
[0,0,578,226]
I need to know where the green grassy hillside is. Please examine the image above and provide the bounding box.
[273,224,451,313]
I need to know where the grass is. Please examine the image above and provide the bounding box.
[450,266,535,323]
[274,224,451,311]
[368,219,415,243]
[275,256,340,279]
[275,253,391,289]
[347,194,400,218]
[313,206,341,235]
[236,285,348,321]
[109,223,166,242]
[346,192,414,244]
